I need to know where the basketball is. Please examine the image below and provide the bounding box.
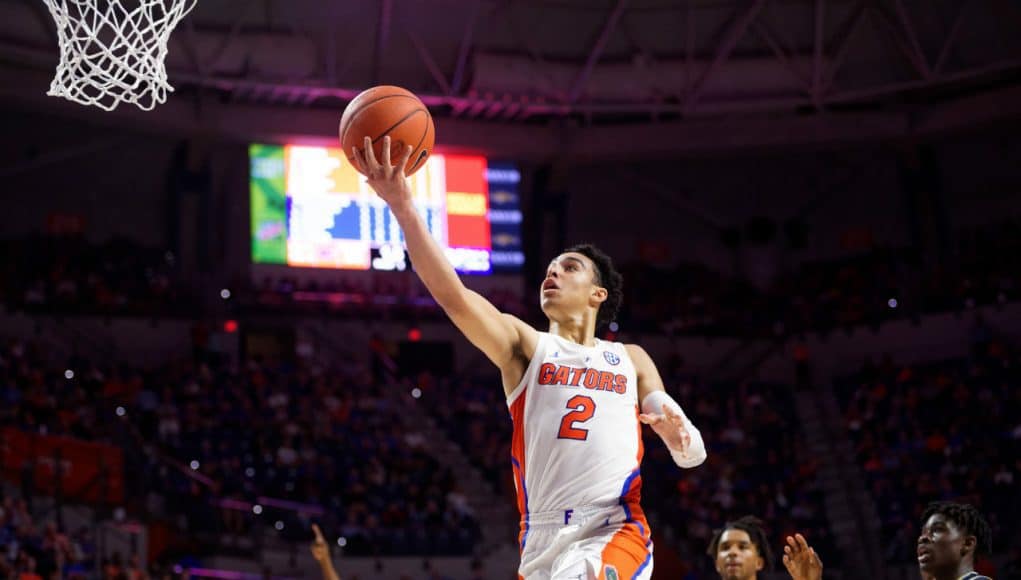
[339,85,435,176]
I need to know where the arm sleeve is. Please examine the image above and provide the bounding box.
[641,390,707,468]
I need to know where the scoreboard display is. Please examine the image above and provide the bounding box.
[250,143,523,274]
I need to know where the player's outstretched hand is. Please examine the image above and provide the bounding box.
[310,523,330,565]
[638,403,692,458]
[782,533,823,580]
[352,135,414,209]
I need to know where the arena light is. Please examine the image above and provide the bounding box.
[408,328,422,342]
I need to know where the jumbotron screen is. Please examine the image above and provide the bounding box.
[250,143,523,274]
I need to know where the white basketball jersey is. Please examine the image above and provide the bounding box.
[507,332,645,517]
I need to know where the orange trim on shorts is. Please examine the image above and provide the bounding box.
[596,519,652,580]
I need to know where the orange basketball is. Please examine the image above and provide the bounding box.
[339,85,435,176]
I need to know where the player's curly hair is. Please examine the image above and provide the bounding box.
[563,243,623,328]
[706,515,776,571]
[922,501,992,557]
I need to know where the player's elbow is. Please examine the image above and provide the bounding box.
[677,448,707,469]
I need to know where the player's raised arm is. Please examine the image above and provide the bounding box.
[352,136,535,370]
[629,343,707,468]
[310,524,341,580]
[782,533,823,580]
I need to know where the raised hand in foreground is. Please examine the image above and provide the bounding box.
[782,533,823,580]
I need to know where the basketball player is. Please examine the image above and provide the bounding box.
[707,516,822,580]
[707,516,775,580]
[310,524,342,580]
[352,137,706,579]
[917,502,993,580]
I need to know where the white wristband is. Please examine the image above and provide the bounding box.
[641,390,707,468]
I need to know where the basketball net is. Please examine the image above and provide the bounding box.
[43,0,198,111]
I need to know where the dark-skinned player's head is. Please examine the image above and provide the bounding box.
[917,501,992,578]
[540,243,622,329]
[707,516,775,580]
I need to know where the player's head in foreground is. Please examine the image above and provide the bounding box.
[540,243,623,332]
[708,516,775,580]
[917,501,992,580]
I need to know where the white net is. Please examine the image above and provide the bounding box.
[43,0,198,111]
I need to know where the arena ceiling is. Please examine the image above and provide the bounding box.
[1,0,1021,158]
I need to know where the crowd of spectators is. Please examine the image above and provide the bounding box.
[244,275,527,322]
[3,217,1019,339]
[0,493,117,580]
[837,337,1021,566]
[0,236,189,317]
[618,218,1021,337]
[0,488,191,580]
[0,339,480,561]
[412,360,834,579]
[246,217,1021,338]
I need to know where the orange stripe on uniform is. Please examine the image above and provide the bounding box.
[509,389,529,552]
[595,404,652,578]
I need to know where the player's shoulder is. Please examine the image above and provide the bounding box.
[502,313,541,357]
[959,572,993,580]
[622,343,651,360]
[500,312,536,333]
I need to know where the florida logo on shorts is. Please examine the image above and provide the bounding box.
[603,351,620,365]
[603,565,619,580]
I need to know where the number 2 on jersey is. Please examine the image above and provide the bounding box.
[558,395,596,441]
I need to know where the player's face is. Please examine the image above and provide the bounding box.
[539,252,605,316]
[715,529,764,580]
[917,514,970,574]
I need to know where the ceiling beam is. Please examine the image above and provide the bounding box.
[567,0,630,104]
[324,3,339,85]
[505,3,564,100]
[450,0,482,95]
[204,2,258,76]
[824,58,1021,105]
[683,0,767,114]
[752,20,813,96]
[685,0,695,93]
[5,62,1021,161]
[934,0,972,75]
[868,2,930,80]
[820,0,867,95]
[404,25,452,94]
[891,0,931,79]
[373,0,393,85]
[812,0,825,104]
